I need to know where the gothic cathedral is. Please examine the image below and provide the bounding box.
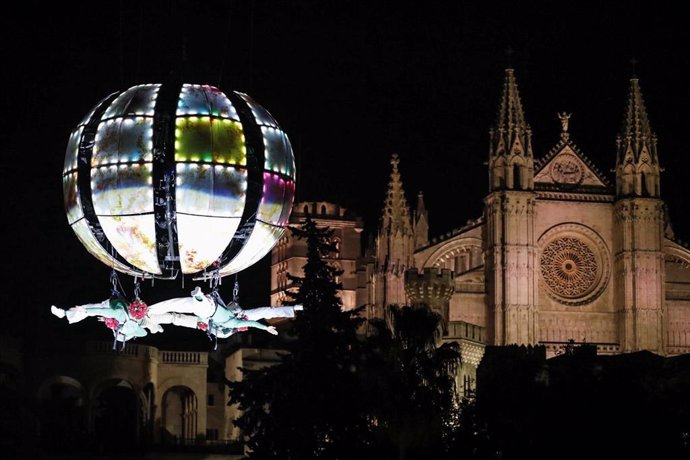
[371,69,690,359]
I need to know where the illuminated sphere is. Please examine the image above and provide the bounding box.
[63,83,295,279]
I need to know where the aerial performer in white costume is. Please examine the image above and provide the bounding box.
[51,292,159,349]
[146,286,303,336]
[51,286,302,348]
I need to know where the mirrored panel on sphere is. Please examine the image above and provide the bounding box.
[175,117,213,162]
[93,119,122,165]
[278,180,296,226]
[211,119,246,165]
[175,164,246,218]
[99,214,161,274]
[220,221,285,276]
[64,127,82,173]
[262,127,293,176]
[118,117,154,162]
[258,172,290,226]
[205,87,240,120]
[63,172,83,225]
[91,164,153,216]
[177,214,240,273]
[103,85,158,119]
[177,85,212,116]
[71,218,140,276]
[124,84,159,116]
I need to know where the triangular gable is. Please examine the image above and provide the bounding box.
[534,141,609,188]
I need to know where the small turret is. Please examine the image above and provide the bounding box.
[404,268,455,332]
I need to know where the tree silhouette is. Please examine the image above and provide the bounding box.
[363,305,462,459]
[228,215,369,459]
[229,216,465,459]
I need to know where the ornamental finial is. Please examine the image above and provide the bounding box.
[391,153,400,167]
[558,112,571,140]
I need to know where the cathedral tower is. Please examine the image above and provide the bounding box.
[614,77,666,353]
[484,69,537,345]
[374,154,416,313]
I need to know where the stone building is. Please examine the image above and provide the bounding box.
[267,70,690,398]
[0,335,278,448]
[362,69,690,393]
[270,201,364,310]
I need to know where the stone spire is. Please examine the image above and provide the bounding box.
[495,69,527,138]
[413,191,429,249]
[380,154,413,235]
[615,77,661,197]
[375,153,415,308]
[488,69,534,191]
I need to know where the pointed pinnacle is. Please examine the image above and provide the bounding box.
[496,68,526,133]
[623,78,653,141]
[381,153,412,234]
[617,77,658,166]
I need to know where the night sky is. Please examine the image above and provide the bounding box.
[2,1,689,341]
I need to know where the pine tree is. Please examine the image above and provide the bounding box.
[228,215,369,459]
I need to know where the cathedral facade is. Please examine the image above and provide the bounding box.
[371,69,690,359]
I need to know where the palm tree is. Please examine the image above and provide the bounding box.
[364,305,461,460]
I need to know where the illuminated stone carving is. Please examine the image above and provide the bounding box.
[541,237,598,301]
[550,153,583,185]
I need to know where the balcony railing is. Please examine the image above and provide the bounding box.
[446,321,485,343]
[87,341,143,357]
[86,342,209,364]
[160,351,207,365]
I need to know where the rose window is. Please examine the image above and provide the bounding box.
[540,237,598,299]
